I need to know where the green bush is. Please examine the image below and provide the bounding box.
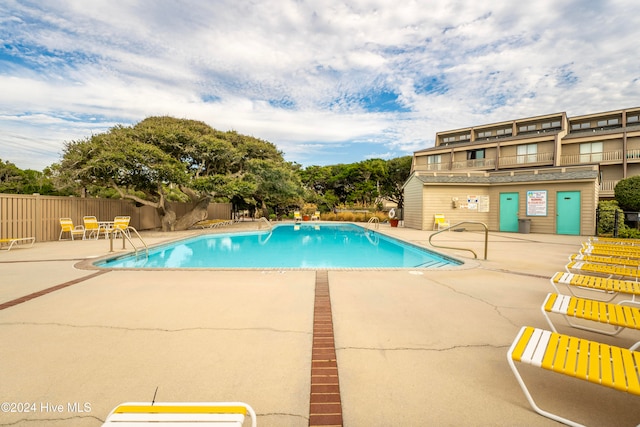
[597,200,625,236]
[614,175,640,211]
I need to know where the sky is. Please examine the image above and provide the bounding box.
[1,0,639,171]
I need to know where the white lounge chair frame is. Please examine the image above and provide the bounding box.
[550,271,640,305]
[541,292,640,349]
[0,237,35,251]
[508,326,640,427]
[102,401,256,426]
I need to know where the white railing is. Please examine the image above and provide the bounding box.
[560,150,623,165]
[599,180,619,192]
[498,152,554,167]
[452,158,496,170]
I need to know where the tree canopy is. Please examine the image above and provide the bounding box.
[57,116,303,230]
[614,175,640,212]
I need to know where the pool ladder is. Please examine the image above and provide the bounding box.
[428,221,488,260]
[109,226,149,256]
[258,217,273,230]
[367,217,379,230]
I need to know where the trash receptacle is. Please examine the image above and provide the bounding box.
[518,218,531,234]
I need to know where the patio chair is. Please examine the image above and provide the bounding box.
[83,216,104,240]
[566,260,640,280]
[541,292,640,348]
[101,401,256,426]
[569,252,640,268]
[550,271,640,304]
[311,211,320,221]
[508,326,640,426]
[0,237,35,251]
[433,214,450,230]
[59,218,85,240]
[581,242,640,259]
[109,215,131,238]
[294,211,302,223]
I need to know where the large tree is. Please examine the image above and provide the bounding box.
[58,116,300,231]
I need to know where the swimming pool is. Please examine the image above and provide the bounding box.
[95,223,462,269]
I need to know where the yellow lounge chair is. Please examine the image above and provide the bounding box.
[311,211,320,221]
[581,242,640,258]
[569,253,640,268]
[550,271,640,304]
[102,402,256,426]
[83,216,104,240]
[59,218,85,240]
[107,215,131,238]
[0,237,35,251]
[433,214,450,230]
[293,211,302,223]
[541,292,640,347]
[508,326,640,426]
[566,260,640,280]
[589,236,640,246]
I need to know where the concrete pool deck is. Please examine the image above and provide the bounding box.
[1,222,639,426]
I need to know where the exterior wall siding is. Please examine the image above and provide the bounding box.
[410,177,597,235]
[402,177,425,229]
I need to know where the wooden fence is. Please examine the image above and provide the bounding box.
[0,193,232,242]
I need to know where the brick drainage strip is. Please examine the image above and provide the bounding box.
[0,268,344,425]
[310,270,343,426]
[0,270,108,311]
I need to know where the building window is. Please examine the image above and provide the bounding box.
[467,149,485,160]
[627,115,639,125]
[517,144,537,163]
[580,142,603,163]
[427,154,442,170]
[443,136,454,143]
[541,121,561,129]
[477,131,491,138]
[571,122,591,131]
[459,134,471,141]
[496,128,513,136]
[518,124,536,133]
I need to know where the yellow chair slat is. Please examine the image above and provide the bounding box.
[511,326,535,362]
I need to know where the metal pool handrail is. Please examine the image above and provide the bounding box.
[367,217,380,229]
[109,226,149,256]
[428,221,488,260]
[258,217,272,230]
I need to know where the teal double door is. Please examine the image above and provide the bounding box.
[499,191,581,234]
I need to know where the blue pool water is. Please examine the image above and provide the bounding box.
[95,223,462,269]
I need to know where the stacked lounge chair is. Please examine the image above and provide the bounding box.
[508,236,640,426]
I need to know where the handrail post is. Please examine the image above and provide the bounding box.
[428,221,488,260]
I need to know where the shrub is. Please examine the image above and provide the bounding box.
[615,176,640,211]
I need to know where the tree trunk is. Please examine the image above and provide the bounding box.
[173,197,210,231]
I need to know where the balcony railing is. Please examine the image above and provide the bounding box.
[600,180,619,193]
[560,150,623,165]
[498,152,554,167]
[451,158,497,170]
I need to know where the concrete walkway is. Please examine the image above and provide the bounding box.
[0,223,639,426]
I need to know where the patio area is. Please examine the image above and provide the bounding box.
[1,223,639,426]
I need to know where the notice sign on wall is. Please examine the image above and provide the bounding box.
[526,190,547,216]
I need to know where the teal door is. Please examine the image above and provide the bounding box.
[499,192,519,232]
[557,191,581,235]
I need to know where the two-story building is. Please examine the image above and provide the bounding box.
[403,107,640,235]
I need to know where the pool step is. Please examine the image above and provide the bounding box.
[417,259,452,268]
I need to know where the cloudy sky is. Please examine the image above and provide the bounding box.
[1,0,639,171]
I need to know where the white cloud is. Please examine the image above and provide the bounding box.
[1,0,639,170]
